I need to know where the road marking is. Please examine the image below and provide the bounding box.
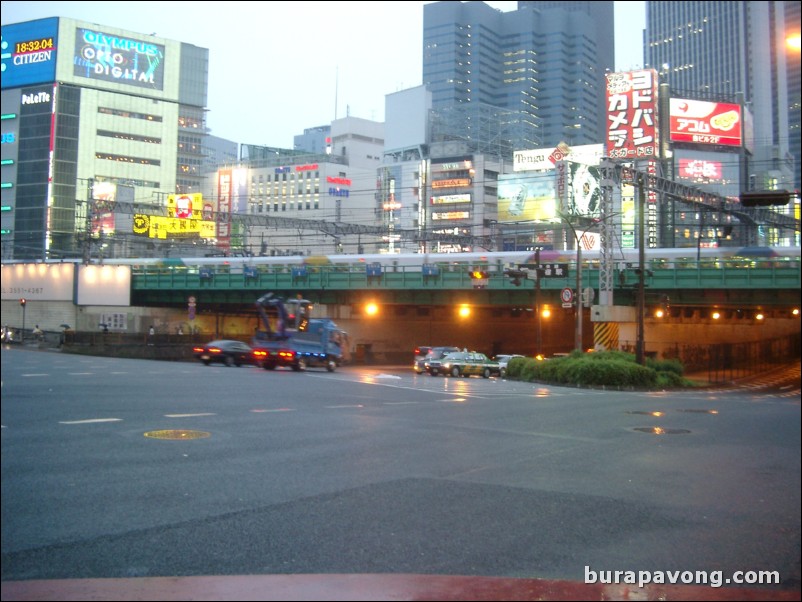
[165,413,216,418]
[59,418,122,424]
[22,373,49,377]
[326,404,365,409]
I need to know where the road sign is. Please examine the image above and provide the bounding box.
[561,287,574,308]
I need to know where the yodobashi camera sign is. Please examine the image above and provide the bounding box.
[73,28,165,90]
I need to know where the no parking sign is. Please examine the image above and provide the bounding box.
[561,287,574,308]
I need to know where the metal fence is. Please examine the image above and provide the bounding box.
[662,333,801,384]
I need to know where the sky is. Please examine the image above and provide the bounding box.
[1,1,646,148]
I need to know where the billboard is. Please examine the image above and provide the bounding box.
[497,173,558,223]
[605,69,659,159]
[132,214,216,239]
[561,162,602,217]
[673,149,741,199]
[0,18,59,89]
[513,144,604,172]
[669,99,742,147]
[73,27,165,90]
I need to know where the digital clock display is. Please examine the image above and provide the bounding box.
[0,17,59,89]
[15,37,55,54]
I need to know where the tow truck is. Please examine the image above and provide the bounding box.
[252,293,348,372]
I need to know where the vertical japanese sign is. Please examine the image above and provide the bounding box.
[216,169,232,251]
[605,69,659,160]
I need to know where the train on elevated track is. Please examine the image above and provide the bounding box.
[85,245,800,272]
[4,246,799,273]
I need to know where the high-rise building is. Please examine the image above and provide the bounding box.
[784,0,801,191]
[645,1,797,191]
[1,17,209,260]
[422,0,615,151]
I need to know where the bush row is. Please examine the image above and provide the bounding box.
[505,350,690,389]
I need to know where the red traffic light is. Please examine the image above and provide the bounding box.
[19,298,26,307]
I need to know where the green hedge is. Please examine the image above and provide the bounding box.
[506,350,691,389]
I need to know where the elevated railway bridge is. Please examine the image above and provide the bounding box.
[127,256,800,366]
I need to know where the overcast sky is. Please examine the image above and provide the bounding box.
[1,1,646,147]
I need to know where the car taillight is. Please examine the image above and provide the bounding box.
[252,349,267,358]
[208,347,221,354]
[278,350,295,359]
[192,347,204,353]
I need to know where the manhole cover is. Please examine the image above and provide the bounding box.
[144,429,210,440]
[633,427,691,435]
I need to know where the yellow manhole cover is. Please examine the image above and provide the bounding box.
[144,429,210,440]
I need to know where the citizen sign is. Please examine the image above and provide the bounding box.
[21,92,51,105]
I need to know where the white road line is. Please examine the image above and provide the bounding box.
[59,418,122,424]
[164,413,217,418]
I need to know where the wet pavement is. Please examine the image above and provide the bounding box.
[2,574,801,601]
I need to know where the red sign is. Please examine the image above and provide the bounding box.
[605,69,659,159]
[174,195,193,218]
[669,99,742,146]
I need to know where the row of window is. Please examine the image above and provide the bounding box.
[248,199,320,213]
[250,186,321,196]
[98,107,163,122]
[97,129,161,145]
[96,152,161,166]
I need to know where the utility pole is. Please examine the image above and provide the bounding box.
[576,241,582,352]
[534,247,542,356]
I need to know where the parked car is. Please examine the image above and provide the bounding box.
[494,354,526,377]
[193,339,258,367]
[414,345,460,374]
[427,351,501,378]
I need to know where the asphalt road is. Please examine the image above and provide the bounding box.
[1,347,800,594]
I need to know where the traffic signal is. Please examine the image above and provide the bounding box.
[739,190,791,207]
[19,298,26,307]
[504,269,527,286]
[470,268,489,289]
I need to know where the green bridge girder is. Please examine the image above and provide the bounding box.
[130,264,801,310]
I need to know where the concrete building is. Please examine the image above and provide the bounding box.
[645,0,796,194]
[203,116,385,257]
[0,17,209,260]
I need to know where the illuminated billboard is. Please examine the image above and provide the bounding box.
[560,162,602,217]
[673,149,740,199]
[167,193,204,219]
[73,27,165,90]
[431,178,471,189]
[497,173,557,223]
[669,99,742,147]
[431,194,471,205]
[132,214,216,239]
[513,144,605,172]
[678,158,723,182]
[0,18,59,89]
[605,69,659,159]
